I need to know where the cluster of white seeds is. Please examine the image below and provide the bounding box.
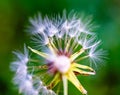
[11,11,106,95]
[11,46,56,95]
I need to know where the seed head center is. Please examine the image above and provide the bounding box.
[54,55,71,73]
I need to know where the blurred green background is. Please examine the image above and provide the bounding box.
[0,0,120,95]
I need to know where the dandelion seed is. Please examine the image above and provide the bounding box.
[11,11,107,95]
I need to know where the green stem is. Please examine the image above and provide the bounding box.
[62,75,68,95]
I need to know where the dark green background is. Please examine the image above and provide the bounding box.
[0,0,120,95]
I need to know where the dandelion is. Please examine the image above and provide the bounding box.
[11,11,106,95]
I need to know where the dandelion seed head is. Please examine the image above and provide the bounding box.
[11,11,107,95]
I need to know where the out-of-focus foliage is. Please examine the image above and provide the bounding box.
[0,0,120,95]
